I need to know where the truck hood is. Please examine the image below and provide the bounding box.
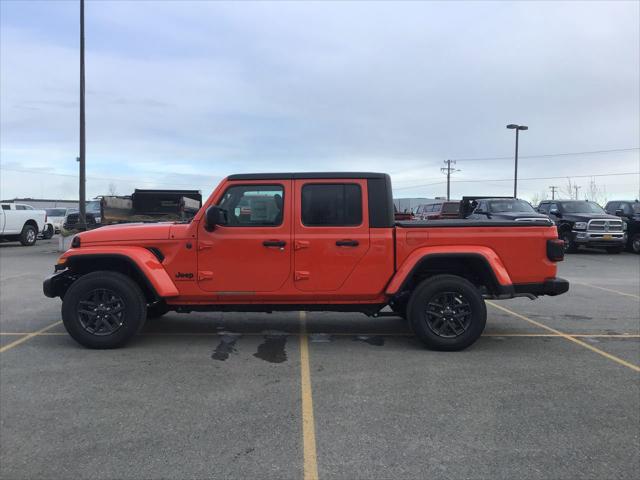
[490,212,550,220]
[77,223,173,244]
[561,213,621,221]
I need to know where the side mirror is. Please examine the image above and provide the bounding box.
[205,206,227,231]
[614,209,624,217]
[550,208,560,217]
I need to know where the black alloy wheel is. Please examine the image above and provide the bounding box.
[77,288,126,336]
[425,291,473,338]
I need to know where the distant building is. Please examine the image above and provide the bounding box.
[0,198,79,210]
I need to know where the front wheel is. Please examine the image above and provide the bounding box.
[42,224,54,239]
[62,271,147,349]
[560,231,577,253]
[407,274,486,351]
[630,235,640,254]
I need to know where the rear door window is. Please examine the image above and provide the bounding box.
[301,184,362,226]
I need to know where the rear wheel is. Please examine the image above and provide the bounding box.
[407,274,486,351]
[19,224,37,246]
[62,271,146,349]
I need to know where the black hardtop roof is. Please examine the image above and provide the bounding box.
[540,199,596,203]
[227,172,388,181]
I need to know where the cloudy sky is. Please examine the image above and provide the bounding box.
[1,0,639,202]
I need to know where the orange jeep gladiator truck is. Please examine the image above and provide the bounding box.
[44,173,568,350]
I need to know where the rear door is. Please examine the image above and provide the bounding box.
[293,179,370,292]
[197,181,292,293]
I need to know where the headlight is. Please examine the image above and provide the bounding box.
[574,222,587,230]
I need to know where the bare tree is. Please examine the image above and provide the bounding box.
[107,182,117,196]
[585,177,607,205]
[560,177,579,199]
[529,191,547,207]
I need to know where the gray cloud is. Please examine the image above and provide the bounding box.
[1,0,638,201]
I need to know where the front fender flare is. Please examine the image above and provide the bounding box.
[60,246,179,297]
[386,246,512,295]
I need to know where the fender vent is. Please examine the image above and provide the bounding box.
[147,247,165,262]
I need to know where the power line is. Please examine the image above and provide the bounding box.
[452,147,640,163]
[0,167,216,188]
[394,171,639,191]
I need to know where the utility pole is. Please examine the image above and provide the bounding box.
[573,185,581,200]
[549,185,558,200]
[441,159,460,200]
[78,0,87,230]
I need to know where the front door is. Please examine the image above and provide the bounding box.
[293,179,370,292]
[197,181,292,293]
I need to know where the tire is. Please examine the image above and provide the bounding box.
[407,274,486,351]
[630,235,640,254]
[19,224,37,246]
[560,231,577,253]
[42,224,54,240]
[147,303,169,319]
[61,271,147,349]
[606,247,623,254]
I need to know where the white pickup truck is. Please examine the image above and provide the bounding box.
[0,203,47,246]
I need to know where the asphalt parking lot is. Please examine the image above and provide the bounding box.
[1,239,638,480]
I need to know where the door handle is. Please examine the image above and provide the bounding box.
[336,239,359,247]
[263,240,286,248]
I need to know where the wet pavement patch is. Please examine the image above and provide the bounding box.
[254,335,288,363]
[310,333,332,343]
[352,335,385,346]
[211,333,240,361]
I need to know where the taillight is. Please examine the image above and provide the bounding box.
[547,238,564,262]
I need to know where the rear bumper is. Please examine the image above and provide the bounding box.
[513,277,570,297]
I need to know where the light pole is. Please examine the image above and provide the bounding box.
[78,0,86,230]
[506,124,528,198]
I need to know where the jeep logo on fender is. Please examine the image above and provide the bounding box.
[175,272,194,280]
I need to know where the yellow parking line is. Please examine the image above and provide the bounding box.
[574,282,640,300]
[299,311,319,480]
[487,301,640,373]
[0,321,63,353]
[1,331,638,338]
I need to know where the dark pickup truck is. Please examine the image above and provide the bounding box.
[538,200,626,253]
[605,200,640,253]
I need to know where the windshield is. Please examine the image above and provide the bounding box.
[86,201,101,214]
[489,200,535,213]
[46,208,66,217]
[560,201,605,214]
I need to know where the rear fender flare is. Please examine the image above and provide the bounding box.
[60,247,179,298]
[386,246,512,295]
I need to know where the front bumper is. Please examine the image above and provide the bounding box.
[43,270,77,298]
[572,230,626,247]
